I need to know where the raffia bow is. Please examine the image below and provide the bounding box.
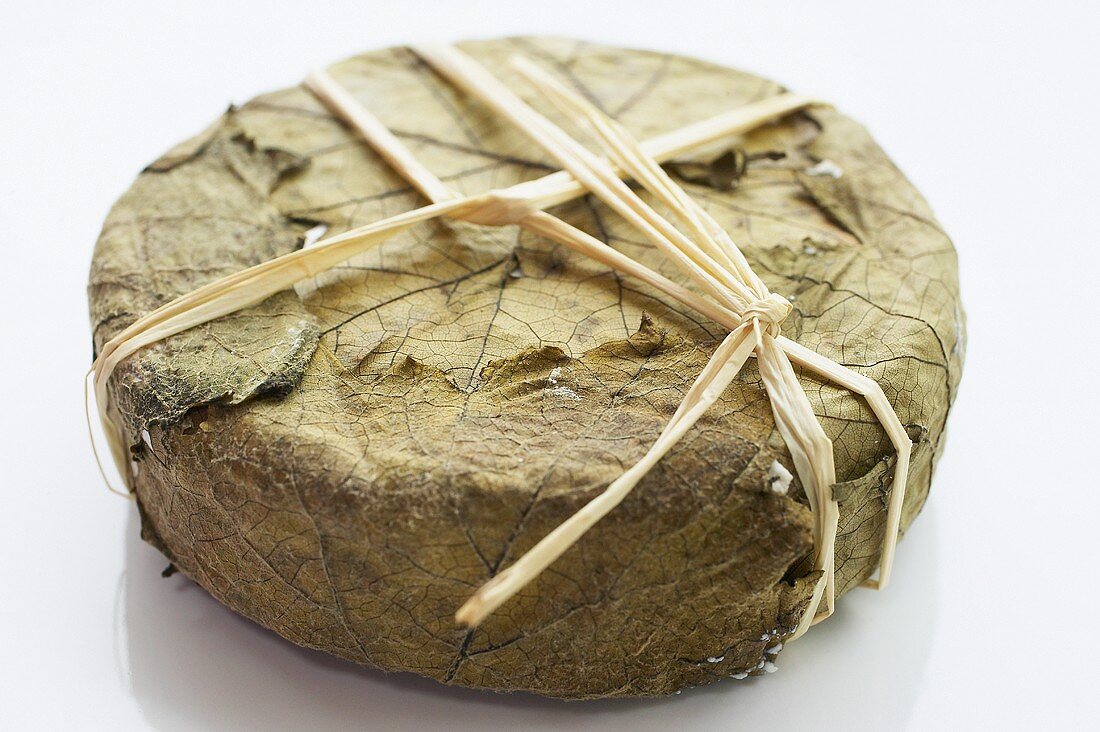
[88,45,912,640]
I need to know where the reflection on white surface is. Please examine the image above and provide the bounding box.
[120,509,937,732]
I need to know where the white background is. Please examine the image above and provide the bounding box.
[1,1,1097,729]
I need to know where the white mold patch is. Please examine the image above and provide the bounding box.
[767,460,793,495]
[805,159,843,178]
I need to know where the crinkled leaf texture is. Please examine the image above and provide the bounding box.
[87,37,964,699]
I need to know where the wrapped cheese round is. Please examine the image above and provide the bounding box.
[87,37,963,699]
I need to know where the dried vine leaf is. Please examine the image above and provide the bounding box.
[87,37,963,698]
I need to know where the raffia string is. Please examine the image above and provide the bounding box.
[410,45,833,634]
[88,46,911,641]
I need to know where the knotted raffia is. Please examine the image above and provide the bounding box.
[89,45,912,640]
